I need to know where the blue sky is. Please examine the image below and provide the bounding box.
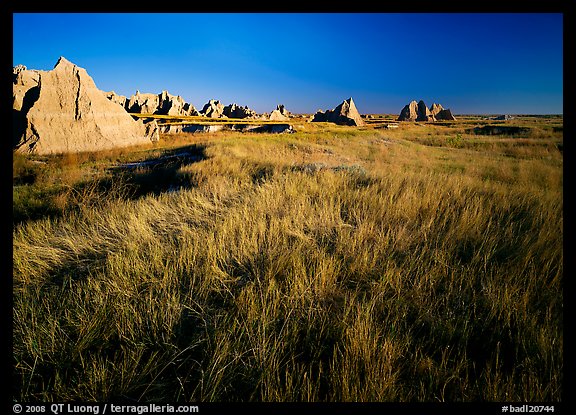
[12,13,563,115]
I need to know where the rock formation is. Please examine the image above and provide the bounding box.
[435,108,456,121]
[122,90,199,116]
[222,103,257,119]
[160,123,293,134]
[104,91,128,108]
[13,64,27,76]
[269,104,291,121]
[311,97,364,126]
[397,100,419,122]
[126,91,160,114]
[397,100,456,121]
[13,64,40,112]
[182,103,200,116]
[493,114,514,121]
[416,100,434,121]
[13,65,41,148]
[13,57,158,155]
[157,90,199,116]
[160,124,225,134]
[200,99,226,118]
[430,103,444,117]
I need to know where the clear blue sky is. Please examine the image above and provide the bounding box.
[13,13,563,115]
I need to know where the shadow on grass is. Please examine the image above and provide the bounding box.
[13,145,207,226]
[107,144,207,198]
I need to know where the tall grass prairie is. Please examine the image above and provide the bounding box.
[13,119,563,402]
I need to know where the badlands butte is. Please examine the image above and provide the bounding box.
[13,57,458,155]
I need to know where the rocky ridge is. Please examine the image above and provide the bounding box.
[311,98,364,126]
[397,100,456,121]
[13,57,158,154]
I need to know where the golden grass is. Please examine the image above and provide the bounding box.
[13,119,562,402]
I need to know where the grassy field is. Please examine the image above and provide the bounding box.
[13,118,563,402]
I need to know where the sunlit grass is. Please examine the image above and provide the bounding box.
[13,119,562,402]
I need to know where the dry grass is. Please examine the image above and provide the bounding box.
[13,119,562,402]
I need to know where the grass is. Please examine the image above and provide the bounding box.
[13,118,563,402]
